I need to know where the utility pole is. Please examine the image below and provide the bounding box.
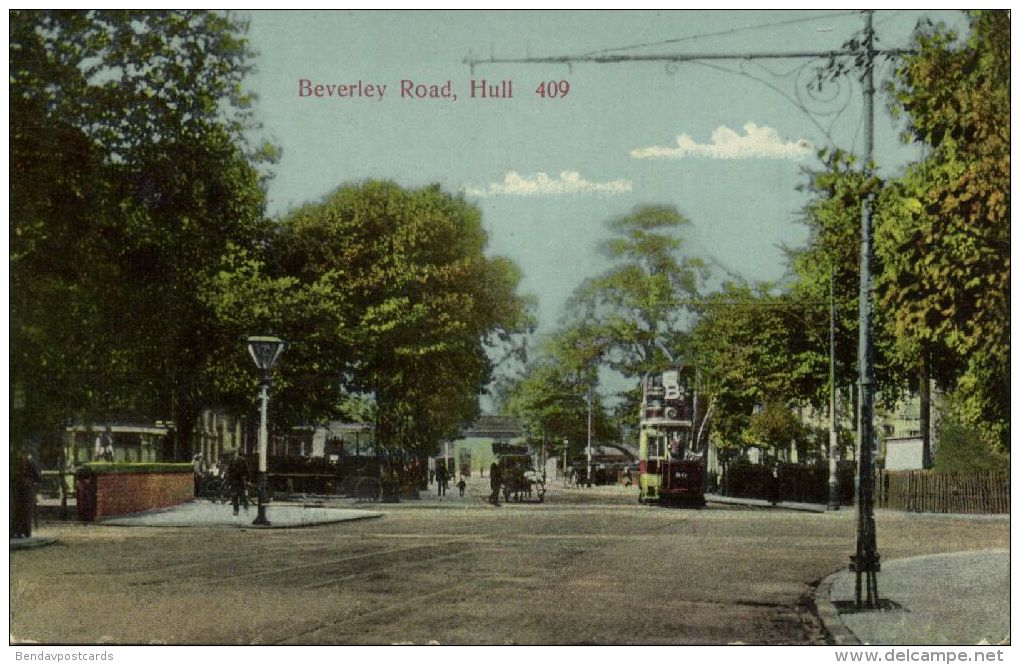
[466,10,893,608]
[828,265,840,511]
[850,10,880,609]
[586,381,593,487]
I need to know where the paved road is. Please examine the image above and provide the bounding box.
[10,484,1008,645]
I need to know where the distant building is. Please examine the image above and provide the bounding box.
[443,415,525,476]
[194,410,248,465]
[267,422,376,460]
[65,423,173,465]
[884,436,925,471]
[711,387,937,472]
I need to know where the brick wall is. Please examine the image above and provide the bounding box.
[79,471,194,520]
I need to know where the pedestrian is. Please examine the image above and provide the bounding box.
[57,451,70,521]
[436,464,447,497]
[11,451,42,538]
[489,462,502,506]
[99,425,115,462]
[225,455,250,515]
[457,476,466,497]
[192,452,206,496]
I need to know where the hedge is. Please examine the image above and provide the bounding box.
[75,463,193,475]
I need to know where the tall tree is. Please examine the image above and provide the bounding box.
[501,325,618,463]
[568,205,708,379]
[10,10,273,452]
[688,281,824,451]
[880,10,1009,450]
[207,181,534,462]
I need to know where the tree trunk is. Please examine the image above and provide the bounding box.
[919,348,931,469]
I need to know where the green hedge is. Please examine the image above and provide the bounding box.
[76,463,193,476]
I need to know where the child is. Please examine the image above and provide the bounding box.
[457,477,466,497]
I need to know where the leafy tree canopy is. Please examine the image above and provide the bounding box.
[207,181,534,459]
[10,10,272,451]
[880,10,1009,448]
[567,205,708,379]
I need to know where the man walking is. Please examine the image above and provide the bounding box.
[489,461,502,506]
[225,455,250,515]
[11,451,42,538]
[436,463,448,497]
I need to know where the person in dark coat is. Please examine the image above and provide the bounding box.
[11,452,42,538]
[225,455,250,515]
[192,453,206,497]
[436,464,448,497]
[457,477,467,497]
[489,462,502,506]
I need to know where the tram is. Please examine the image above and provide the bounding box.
[637,365,706,506]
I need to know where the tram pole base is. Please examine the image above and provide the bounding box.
[850,553,881,609]
[252,473,271,527]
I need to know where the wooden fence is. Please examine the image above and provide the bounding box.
[876,470,1009,514]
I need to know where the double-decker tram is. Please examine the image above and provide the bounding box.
[638,364,706,507]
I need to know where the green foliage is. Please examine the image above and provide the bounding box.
[501,325,618,460]
[10,10,271,451]
[75,463,193,475]
[788,150,912,406]
[743,402,805,452]
[567,205,707,378]
[933,393,1009,473]
[208,181,534,458]
[10,10,264,163]
[688,281,824,447]
[513,204,707,450]
[880,11,1009,449]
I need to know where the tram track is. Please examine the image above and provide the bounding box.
[271,540,493,644]
[130,534,487,587]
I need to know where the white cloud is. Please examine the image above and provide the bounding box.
[463,170,632,197]
[631,122,812,161]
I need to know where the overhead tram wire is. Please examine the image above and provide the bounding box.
[679,299,828,307]
[582,10,861,58]
[683,57,843,146]
[465,11,899,607]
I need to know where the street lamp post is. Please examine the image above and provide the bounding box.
[246,335,285,527]
[562,438,568,482]
[586,383,593,488]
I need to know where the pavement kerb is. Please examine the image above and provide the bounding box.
[69,502,385,529]
[9,537,58,552]
[705,494,830,513]
[814,570,862,646]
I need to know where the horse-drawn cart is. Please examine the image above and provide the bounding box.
[499,453,546,503]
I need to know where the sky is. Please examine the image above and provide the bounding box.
[242,9,970,338]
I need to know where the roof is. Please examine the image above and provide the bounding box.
[458,415,523,439]
[67,424,170,436]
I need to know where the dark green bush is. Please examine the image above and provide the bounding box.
[75,463,193,476]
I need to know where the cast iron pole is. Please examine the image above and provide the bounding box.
[851,10,880,608]
[254,378,271,526]
[466,11,899,607]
